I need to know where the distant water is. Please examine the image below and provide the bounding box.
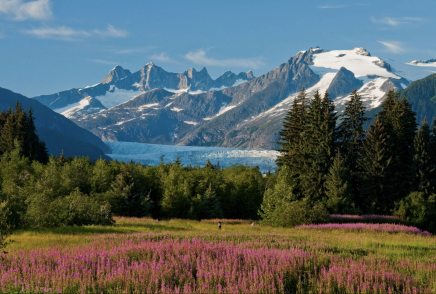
[105,141,279,172]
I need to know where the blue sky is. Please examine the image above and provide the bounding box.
[0,0,435,97]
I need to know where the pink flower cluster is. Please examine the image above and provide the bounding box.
[296,223,432,236]
[330,214,400,220]
[0,233,432,293]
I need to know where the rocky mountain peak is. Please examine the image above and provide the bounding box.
[327,67,363,98]
[246,70,254,79]
[353,47,371,56]
[101,65,132,85]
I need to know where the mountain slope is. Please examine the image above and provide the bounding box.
[0,87,110,159]
[397,74,436,124]
[32,64,255,119]
[32,46,436,149]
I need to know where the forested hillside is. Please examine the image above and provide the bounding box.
[264,88,436,232]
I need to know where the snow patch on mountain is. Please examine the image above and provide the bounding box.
[96,87,143,109]
[138,103,159,110]
[58,97,91,118]
[115,118,136,126]
[310,48,400,79]
[184,121,198,125]
[334,77,390,109]
[408,59,436,67]
[203,103,239,121]
[243,72,337,125]
[105,141,279,172]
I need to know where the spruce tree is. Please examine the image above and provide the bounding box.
[338,90,367,205]
[0,103,48,162]
[358,117,393,213]
[378,91,417,202]
[276,88,308,169]
[324,152,353,213]
[299,90,338,203]
[410,119,435,195]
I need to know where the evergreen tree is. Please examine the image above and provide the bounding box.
[410,119,435,195]
[358,117,393,213]
[108,166,149,217]
[299,90,338,202]
[339,90,368,200]
[198,185,223,219]
[324,152,354,213]
[378,91,417,202]
[0,103,48,162]
[276,88,308,169]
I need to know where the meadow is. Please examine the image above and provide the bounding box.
[0,217,434,293]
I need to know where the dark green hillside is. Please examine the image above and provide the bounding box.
[397,74,436,124]
[0,87,110,160]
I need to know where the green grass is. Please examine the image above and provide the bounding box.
[7,217,436,264]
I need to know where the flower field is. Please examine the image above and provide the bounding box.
[1,218,436,293]
[296,223,432,236]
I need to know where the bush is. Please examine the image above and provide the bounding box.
[395,191,436,233]
[26,189,114,228]
[278,200,330,227]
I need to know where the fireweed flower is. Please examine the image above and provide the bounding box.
[0,232,433,293]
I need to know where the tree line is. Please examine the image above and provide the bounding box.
[260,88,436,232]
[0,104,266,229]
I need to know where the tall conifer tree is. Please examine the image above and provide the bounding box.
[378,90,417,202]
[276,88,308,169]
[300,90,338,202]
[358,117,393,213]
[410,119,435,195]
[339,90,368,203]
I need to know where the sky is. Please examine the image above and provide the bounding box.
[0,0,435,97]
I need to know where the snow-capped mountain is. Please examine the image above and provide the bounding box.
[32,47,436,149]
[33,64,255,119]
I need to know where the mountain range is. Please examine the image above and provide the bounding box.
[31,47,436,149]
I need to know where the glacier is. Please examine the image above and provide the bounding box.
[105,141,279,172]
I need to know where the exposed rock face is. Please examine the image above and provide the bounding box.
[101,65,132,84]
[373,60,392,71]
[33,64,255,110]
[327,67,363,98]
[409,59,436,65]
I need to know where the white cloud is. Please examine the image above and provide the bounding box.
[378,41,404,53]
[93,24,127,38]
[184,50,265,69]
[0,0,51,20]
[89,59,119,65]
[150,52,171,63]
[24,24,127,40]
[24,25,90,39]
[371,16,424,27]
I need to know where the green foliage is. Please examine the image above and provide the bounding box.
[395,192,436,233]
[299,90,338,202]
[0,201,13,252]
[357,117,393,213]
[198,186,223,219]
[259,166,329,227]
[259,166,297,226]
[324,153,355,214]
[0,103,48,163]
[410,119,436,195]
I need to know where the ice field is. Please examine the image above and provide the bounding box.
[105,141,279,172]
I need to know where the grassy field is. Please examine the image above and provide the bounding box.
[2,218,436,293]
